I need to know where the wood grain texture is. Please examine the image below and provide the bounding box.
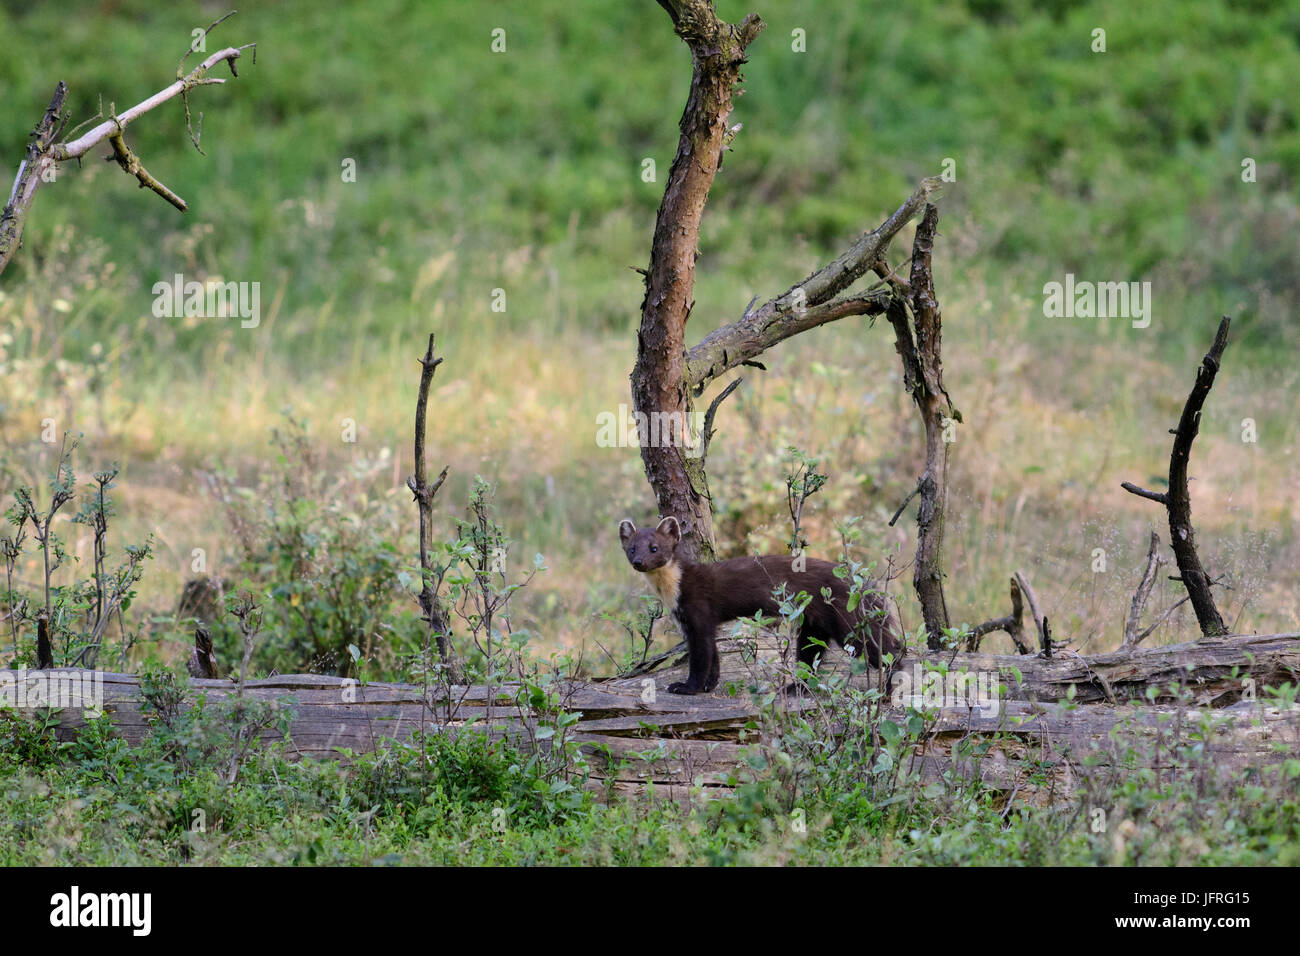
[12,629,1298,802]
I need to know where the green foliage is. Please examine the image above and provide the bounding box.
[2,0,1297,371]
[0,0,1297,865]
[1,435,151,669]
[598,594,664,674]
[2,664,1299,864]
[208,414,423,677]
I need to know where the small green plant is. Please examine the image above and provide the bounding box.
[3,434,152,670]
[598,594,664,674]
[206,412,422,677]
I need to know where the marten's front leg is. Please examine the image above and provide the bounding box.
[667,619,716,695]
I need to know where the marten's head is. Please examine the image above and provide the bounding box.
[618,516,681,572]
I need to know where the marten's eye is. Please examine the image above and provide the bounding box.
[650,545,658,553]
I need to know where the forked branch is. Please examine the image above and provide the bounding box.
[1123,531,1163,649]
[968,571,1045,655]
[1122,316,1231,638]
[685,177,943,393]
[407,333,461,682]
[0,15,256,277]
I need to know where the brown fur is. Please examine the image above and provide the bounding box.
[619,517,904,695]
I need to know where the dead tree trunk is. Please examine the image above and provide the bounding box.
[33,646,1300,801]
[1122,317,1231,637]
[634,0,943,561]
[631,2,764,562]
[886,205,961,648]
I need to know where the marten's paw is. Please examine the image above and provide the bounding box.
[667,681,704,695]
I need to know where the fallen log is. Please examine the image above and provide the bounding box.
[635,628,1300,707]
[4,630,1297,803]
[937,631,1300,706]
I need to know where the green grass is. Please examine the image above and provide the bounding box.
[1,0,1298,674]
[3,689,1298,866]
[3,0,1297,869]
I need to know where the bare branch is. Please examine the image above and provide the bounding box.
[1015,570,1049,652]
[54,46,252,161]
[1121,482,1168,505]
[685,178,942,392]
[888,475,924,527]
[408,333,461,682]
[1122,316,1232,638]
[1122,531,1162,649]
[0,19,254,277]
[107,132,187,211]
[699,376,742,465]
[688,291,890,395]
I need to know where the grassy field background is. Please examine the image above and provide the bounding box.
[1,0,1298,676]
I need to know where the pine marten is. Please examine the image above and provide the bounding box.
[619,516,904,695]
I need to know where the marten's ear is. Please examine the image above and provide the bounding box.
[655,515,681,544]
[618,519,636,544]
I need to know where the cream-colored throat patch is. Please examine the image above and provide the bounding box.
[643,562,683,610]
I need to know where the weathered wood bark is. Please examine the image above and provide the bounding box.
[22,632,1300,803]
[943,631,1299,706]
[405,333,460,681]
[0,83,66,277]
[887,205,960,648]
[632,1,765,561]
[1122,317,1231,637]
[634,2,943,561]
[643,627,1299,707]
[0,19,255,277]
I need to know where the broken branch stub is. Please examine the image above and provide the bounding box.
[0,17,255,278]
[889,204,957,648]
[407,333,460,681]
[1122,317,1231,638]
[968,575,1034,654]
